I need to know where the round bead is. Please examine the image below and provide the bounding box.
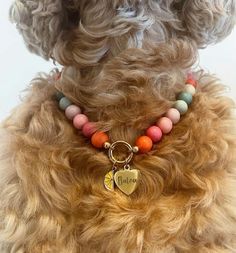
[132,146,139,153]
[54,91,65,102]
[156,117,173,134]
[184,84,196,95]
[65,105,81,120]
[55,72,61,81]
[82,122,97,137]
[73,114,89,129]
[104,142,111,149]
[59,97,72,110]
[166,108,181,124]
[187,72,194,80]
[55,91,64,102]
[186,78,197,88]
[91,131,109,149]
[174,100,188,115]
[177,92,193,105]
[135,136,153,154]
[146,126,163,143]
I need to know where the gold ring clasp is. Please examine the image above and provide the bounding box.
[108,140,134,165]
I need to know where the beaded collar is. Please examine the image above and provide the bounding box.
[55,72,197,196]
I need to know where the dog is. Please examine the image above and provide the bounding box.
[0,0,236,252]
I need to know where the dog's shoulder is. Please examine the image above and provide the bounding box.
[1,71,76,144]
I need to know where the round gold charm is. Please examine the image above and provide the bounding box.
[104,170,115,191]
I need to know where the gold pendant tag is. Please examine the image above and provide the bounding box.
[114,169,140,195]
[104,140,141,195]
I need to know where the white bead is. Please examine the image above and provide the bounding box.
[184,84,196,95]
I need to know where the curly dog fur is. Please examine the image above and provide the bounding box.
[9,0,236,64]
[1,0,236,252]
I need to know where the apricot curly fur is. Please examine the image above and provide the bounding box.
[1,0,236,252]
[0,39,236,252]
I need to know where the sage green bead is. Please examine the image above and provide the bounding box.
[59,97,72,110]
[177,92,193,105]
[174,100,188,115]
[55,91,64,101]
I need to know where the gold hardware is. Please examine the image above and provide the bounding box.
[108,140,134,165]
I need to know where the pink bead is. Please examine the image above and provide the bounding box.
[166,108,181,124]
[146,126,163,143]
[65,105,81,120]
[82,122,97,137]
[73,114,89,130]
[187,72,194,80]
[156,117,173,134]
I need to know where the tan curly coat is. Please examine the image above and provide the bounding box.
[1,0,236,252]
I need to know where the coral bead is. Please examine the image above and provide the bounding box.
[166,108,181,124]
[135,136,153,153]
[177,92,193,105]
[146,126,163,143]
[174,100,188,115]
[73,114,89,129]
[186,78,197,88]
[55,71,61,81]
[184,84,196,95]
[157,117,173,134]
[82,122,97,137]
[65,105,81,120]
[59,97,72,110]
[91,131,109,148]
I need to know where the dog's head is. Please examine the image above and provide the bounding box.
[10,0,236,67]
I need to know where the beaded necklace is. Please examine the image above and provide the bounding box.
[55,73,197,196]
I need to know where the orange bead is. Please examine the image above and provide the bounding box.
[135,136,153,154]
[91,131,109,149]
[185,78,197,88]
